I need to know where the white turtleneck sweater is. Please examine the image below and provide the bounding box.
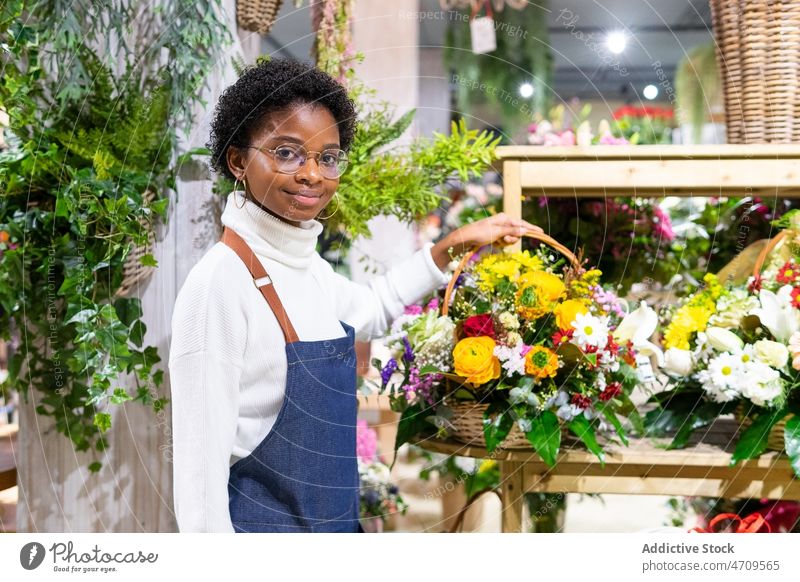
[169,190,451,533]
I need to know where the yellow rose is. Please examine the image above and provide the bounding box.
[516,271,566,320]
[554,299,589,330]
[453,336,501,385]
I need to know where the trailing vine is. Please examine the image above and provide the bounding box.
[0,0,230,471]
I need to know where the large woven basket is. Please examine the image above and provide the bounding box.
[441,230,582,450]
[710,0,800,143]
[735,405,791,451]
[115,190,158,298]
[236,0,283,35]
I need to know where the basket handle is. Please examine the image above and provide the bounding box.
[752,230,788,279]
[442,229,582,317]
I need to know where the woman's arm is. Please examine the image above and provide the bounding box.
[323,213,540,341]
[169,250,248,533]
[170,352,241,533]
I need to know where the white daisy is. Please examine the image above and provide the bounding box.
[572,312,610,350]
[697,352,742,402]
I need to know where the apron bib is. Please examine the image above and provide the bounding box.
[221,227,361,533]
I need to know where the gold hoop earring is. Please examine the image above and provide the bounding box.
[234,177,246,209]
[317,192,340,220]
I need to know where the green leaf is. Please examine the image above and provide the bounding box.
[129,320,145,347]
[93,412,112,433]
[567,415,605,466]
[783,415,800,478]
[731,408,788,465]
[140,253,157,267]
[483,401,513,453]
[393,404,433,466]
[88,462,102,473]
[601,408,629,446]
[109,388,132,405]
[525,411,561,467]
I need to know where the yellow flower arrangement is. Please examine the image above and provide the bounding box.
[474,250,543,293]
[524,346,559,379]
[663,274,723,350]
[453,336,501,385]
[569,268,602,298]
[554,299,589,330]
[515,270,566,320]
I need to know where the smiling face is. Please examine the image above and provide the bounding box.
[226,103,340,227]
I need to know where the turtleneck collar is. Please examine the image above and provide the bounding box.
[220,190,323,269]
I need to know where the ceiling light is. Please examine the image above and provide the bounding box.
[606,31,627,55]
[643,84,658,100]
[519,82,534,98]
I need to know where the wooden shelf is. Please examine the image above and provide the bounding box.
[416,418,800,532]
[0,424,17,492]
[497,144,800,206]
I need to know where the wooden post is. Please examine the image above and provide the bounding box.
[499,460,525,533]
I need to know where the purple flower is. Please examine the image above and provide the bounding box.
[402,337,415,362]
[426,297,440,312]
[380,358,398,385]
[404,304,423,315]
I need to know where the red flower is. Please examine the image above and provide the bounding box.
[571,394,592,409]
[749,275,763,294]
[463,314,496,338]
[551,328,574,346]
[599,382,622,402]
[792,287,800,309]
[777,261,799,284]
[605,334,620,356]
[622,340,637,366]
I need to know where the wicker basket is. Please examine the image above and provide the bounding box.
[441,230,582,450]
[711,0,800,144]
[115,190,158,298]
[735,405,791,451]
[744,229,797,451]
[236,0,284,35]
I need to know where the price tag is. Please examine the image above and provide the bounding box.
[635,353,656,384]
[470,16,496,54]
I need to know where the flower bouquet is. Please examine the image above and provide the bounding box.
[649,249,800,475]
[356,419,407,532]
[374,231,660,468]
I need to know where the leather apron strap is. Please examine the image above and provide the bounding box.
[221,227,300,344]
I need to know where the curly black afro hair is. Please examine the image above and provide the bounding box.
[207,57,357,182]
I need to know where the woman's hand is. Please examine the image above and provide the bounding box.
[430,212,543,271]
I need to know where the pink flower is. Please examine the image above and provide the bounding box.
[544,130,576,147]
[598,132,629,146]
[356,419,378,463]
[653,206,676,242]
[404,304,423,315]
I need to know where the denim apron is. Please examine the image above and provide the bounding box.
[221,227,361,533]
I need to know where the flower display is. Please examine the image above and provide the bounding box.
[356,420,407,529]
[650,251,800,475]
[375,245,658,466]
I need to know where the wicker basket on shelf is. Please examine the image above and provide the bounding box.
[710,0,800,144]
[440,230,582,450]
[236,0,284,35]
[740,228,798,450]
[115,190,158,298]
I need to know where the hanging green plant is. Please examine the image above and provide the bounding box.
[675,43,722,144]
[0,0,230,472]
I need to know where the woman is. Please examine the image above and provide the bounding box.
[169,58,539,533]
